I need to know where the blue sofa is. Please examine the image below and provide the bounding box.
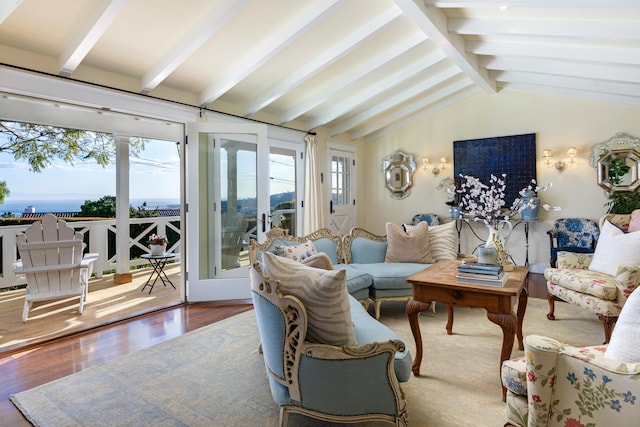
[249,226,437,319]
[342,227,430,319]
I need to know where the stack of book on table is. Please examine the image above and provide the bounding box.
[456,262,509,287]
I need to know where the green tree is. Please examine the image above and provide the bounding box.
[0,121,146,199]
[0,181,8,205]
[80,196,161,218]
[1,121,146,172]
[80,196,117,217]
[131,201,160,218]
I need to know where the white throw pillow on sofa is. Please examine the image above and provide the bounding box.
[605,289,640,363]
[588,220,640,276]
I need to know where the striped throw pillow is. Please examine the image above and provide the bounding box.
[262,252,356,346]
[429,221,458,261]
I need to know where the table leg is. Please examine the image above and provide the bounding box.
[142,259,167,294]
[406,299,432,376]
[157,260,176,289]
[446,304,454,335]
[486,311,517,402]
[516,277,529,351]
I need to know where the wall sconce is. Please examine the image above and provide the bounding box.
[542,147,578,171]
[439,156,448,171]
[421,157,428,170]
[567,147,578,165]
[543,149,554,167]
[422,156,448,176]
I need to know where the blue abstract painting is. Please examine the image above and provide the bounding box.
[453,133,537,207]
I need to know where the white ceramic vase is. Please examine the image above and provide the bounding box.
[149,243,166,256]
[482,220,513,265]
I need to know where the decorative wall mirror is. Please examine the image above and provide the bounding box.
[381,150,416,199]
[590,133,640,193]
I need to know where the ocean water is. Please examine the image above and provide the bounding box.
[0,198,180,217]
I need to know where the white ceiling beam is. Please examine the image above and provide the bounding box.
[449,18,640,41]
[424,1,640,8]
[244,6,402,116]
[348,77,475,139]
[393,0,495,93]
[307,53,449,130]
[480,56,640,84]
[492,70,640,97]
[500,82,640,107]
[58,0,128,77]
[0,0,22,24]
[331,66,461,135]
[468,39,640,66]
[362,85,481,143]
[279,32,430,124]
[140,0,249,94]
[198,0,340,107]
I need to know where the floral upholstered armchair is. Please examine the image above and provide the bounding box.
[502,288,640,427]
[544,214,640,343]
[501,335,640,427]
[546,218,600,268]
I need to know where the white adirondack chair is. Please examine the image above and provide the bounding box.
[16,214,92,322]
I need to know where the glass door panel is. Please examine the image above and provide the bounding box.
[269,146,297,235]
[216,134,257,277]
[328,148,356,236]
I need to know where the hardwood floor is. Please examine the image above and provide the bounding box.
[0,300,253,427]
[0,273,547,426]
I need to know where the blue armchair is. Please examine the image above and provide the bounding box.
[410,212,441,226]
[250,266,409,426]
[546,218,599,268]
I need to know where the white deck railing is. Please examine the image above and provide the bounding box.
[0,216,181,289]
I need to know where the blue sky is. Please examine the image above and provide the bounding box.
[0,138,180,202]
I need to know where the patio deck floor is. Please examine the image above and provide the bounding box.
[0,263,182,355]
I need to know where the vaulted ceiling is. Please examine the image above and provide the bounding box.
[1,0,639,142]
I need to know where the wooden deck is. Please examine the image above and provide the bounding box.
[0,263,182,355]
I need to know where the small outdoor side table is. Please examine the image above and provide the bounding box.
[140,253,177,294]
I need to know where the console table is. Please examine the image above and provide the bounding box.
[450,217,539,266]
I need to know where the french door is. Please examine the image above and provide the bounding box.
[327,142,357,236]
[185,123,303,301]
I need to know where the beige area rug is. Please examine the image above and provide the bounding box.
[10,298,603,427]
[0,264,181,353]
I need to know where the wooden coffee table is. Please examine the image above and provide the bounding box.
[406,259,529,401]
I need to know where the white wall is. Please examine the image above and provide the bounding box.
[359,88,640,272]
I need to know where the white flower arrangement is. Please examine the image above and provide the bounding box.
[458,174,560,224]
